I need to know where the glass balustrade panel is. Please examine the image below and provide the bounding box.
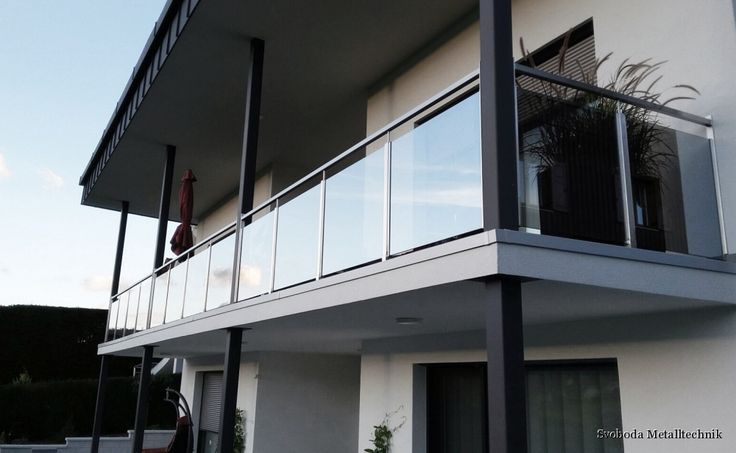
[323,140,385,275]
[125,285,140,336]
[136,277,152,331]
[626,118,722,257]
[516,78,624,245]
[206,233,236,311]
[273,185,321,289]
[115,292,129,339]
[390,91,482,254]
[183,249,210,317]
[165,261,187,323]
[238,209,275,301]
[149,272,169,328]
[107,298,119,340]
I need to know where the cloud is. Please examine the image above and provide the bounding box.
[82,275,112,292]
[0,154,10,180]
[38,168,64,190]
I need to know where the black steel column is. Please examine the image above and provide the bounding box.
[90,355,109,453]
[91,200,129,453]
[231,38,265,303]
[238,39,264,216]
[486,277,527,453]
[479,0,518,231]
[154,145,176,268]
[216,328,243,453]
[131,345,154,453]
[111,201,130,297]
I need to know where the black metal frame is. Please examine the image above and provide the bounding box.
[485,277,527,453]
[154,145,176,268]
[163,387,194,453]
[232,38,265,304]
[90,355,110,453]
[514,64,712,127]
[480,0,518,232]
[216,328,243,453]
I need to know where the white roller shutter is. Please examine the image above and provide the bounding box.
[199,372,223,432]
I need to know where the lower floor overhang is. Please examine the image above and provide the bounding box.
[98,229,736,358]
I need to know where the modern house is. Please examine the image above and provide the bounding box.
[80,0,736,452]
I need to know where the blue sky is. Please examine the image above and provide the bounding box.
[0,1,168,308]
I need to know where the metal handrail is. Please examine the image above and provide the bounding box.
[514,64,712,127]
[240,70,482,224]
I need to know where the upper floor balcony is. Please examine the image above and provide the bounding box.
[103,63,727,341]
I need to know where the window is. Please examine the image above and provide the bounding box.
[526,361,624,453]
[198,372,223,453]
[633,177,662,228]
[424,361,624,453]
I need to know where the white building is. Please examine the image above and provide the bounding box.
[81,1,736,452]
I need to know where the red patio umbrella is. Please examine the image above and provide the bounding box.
[170,169,197,255]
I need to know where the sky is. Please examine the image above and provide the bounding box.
[0,1,170,308]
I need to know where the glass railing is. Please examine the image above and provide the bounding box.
[106,73,482,341]
[516,66,724,258]
[105,67,725,341]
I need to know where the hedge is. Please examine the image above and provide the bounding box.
[0,305,139,384]
[0,374,181,444]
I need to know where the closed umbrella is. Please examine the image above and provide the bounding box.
[170,169,197,255]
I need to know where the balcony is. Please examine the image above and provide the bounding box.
[105,66,725,341]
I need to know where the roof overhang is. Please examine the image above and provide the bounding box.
[79,0,479,222]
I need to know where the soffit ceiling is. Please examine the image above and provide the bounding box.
[82,0,478,222]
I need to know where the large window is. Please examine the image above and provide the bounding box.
[425,361,624,453]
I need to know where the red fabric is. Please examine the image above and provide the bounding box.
[170,170,197,255]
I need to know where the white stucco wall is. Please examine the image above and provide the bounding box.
[194,170,273,241]
[180,352,361,453]
[366,22,480,135]
[252,352,361,453]
[358,308,736,453]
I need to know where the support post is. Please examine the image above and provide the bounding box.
[479,0,518,231]
[92,200,129,452]
[615,111,637,248]
[231,38,265,303]
[217,328,243,453]
[131,345,154,453]
[90,355,109,453]
[486,277,527,453]
[154,145,176,269]
[111,201,130,297]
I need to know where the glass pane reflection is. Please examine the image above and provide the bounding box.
[238,211,275,300]
[149,273,168,328]
[164,261,187,323]
[206,234,236,311]
[274,185,320,289]
[125,285,140,335]
[136,277,151,331]
[183,249,209,317]
[323,148,384,274]
[108,299,119,340]
[390,92,482,254]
